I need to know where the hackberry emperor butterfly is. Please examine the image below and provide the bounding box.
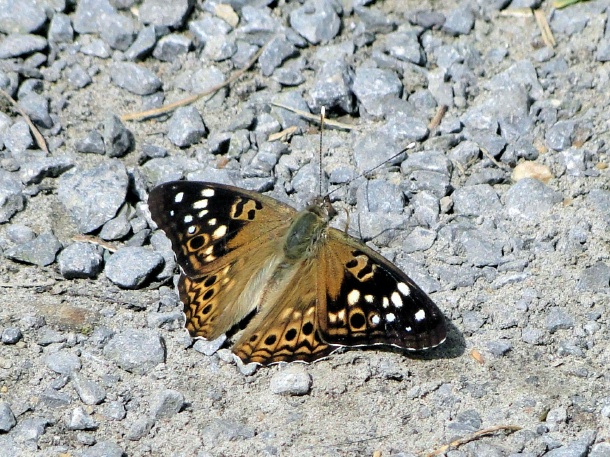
[148,179,447,365]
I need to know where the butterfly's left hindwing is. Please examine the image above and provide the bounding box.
[317,229,446,351]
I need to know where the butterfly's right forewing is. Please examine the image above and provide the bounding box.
[148,181,296,340]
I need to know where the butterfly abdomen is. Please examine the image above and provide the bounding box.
[283,206,327,261]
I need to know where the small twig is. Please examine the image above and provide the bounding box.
[534,9,556,48]
[428,105,448,130]
[121,43,268,122]
[0,87,49,154]
[0,280,56,288]
[268,126,298,142]
[423,425,522,457]
[480,147,510,171]
[72,234,119,252]
[270,102,355,131]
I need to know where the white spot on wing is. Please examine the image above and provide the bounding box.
[208,218,217,226]
[391,291,403,308]
[193,199,208,209]
[364,294,374,303]
[212,225,227,239]
[405,326,412,332]
[187,226,196,234]
[382,297,389,308]
[201,188,215,197]
[397,282,410,296]
[184,215,193,223]
[386,313,396,323]
[174,192,184,203]
[371,314,380,325]
[198,209,208,217]
[169,210,175,217]
[347,290,360,306]
[415,309,426,321]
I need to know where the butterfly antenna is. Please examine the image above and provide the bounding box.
[319,106,326,197]
[325,142,416,199]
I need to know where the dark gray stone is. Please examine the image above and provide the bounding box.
[102,401,127,421]
[401,150,452,176]
[58,160,129,233]
[384,30,424,65]
[577,262,610,292]
[67,64,93,88]
[0,170,25,223]
[151,389,185,419]
[100,212,131,240]
[167,106,207,147]
[405,170,451,199]
[4,119,33,153]
[153,33,191,61]
[125,25,157,60]
[449,140,480,166]
[272,68,305,86]
[545,430,596,457]
[259,34,297,77]
[0,402,16,432]
[452,184,501,217]
[76,130,105,154]
[270,365,312,396]
[443,7,475,36]
[271,91,311,130]
[103,329,165,374]
[447,409,481,432]
[48,13,73,43]
[4,232,62,267]
[73,0,116,34]
[352,67,402,118]
[290,0,340,44]
[105,246,164,289]
[0,0,46,34]
[72,373,107,405]
[522,327,545,345]
[110,62,162,96]
[44,350,82,375]
[139,0,193,28]
[546,120,575,152]
[1,327,22,344]
[545,307,575,333]
[504,178,562,220]
[485,340,512,357]
[465,168,506,186]
[18,152,74,185]
[126,416,155,441]
[354,6,395,35]
[380,112,429,143]
[68,407,98,431]
[99,12,135,50]
[103,115,133,158]
[0,33,47,58]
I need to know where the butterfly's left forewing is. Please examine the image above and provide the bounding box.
[317,228,447,351]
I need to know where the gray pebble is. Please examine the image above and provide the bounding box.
[18,152,74,185]
[80,38,112,58]
[44,350,82,375]
[99,12,135,51]
[290,0,340,44]
[4,232,62,267]
[68,406,98,430]
[201,417,256,441]
[521,327,545,345]
[102,401,127,421]
[82,441,124,457]
[270,365,312,396]
[0,0,46,34]
[590,442,610,457]
[100,212,131,240]
[4,119,33,153]
[545,430,596,457]
[189,16,232,47]
[102,329,166,374]
[0,170,25,223]
[402,150,452,176]
[0,402,16,432]
[76,130,105,154]
[204,35,236,61]
[452,184,501,217]
[485,340,512,357]
[402,227,436,254]
[271,91,311,130]
[73,0,116,34]
[546,120,575,152]
[57,159,129,233]
[405,170,451,199]
[1,327,22,344]
[596,36,610,62]
[48,13,73,43]
[259,34,297,77]
[447,409,481,432]
[561,148,586,177]
[352,133,399,173]
[545,307,575,334]
[384,30,424,65]
[410,191,440,227]
[103,114,133,158]
[233,354,258,376]
[504,178,562,220]
[147,310,183,329]
[38,328,67,345]
[357,179,403,213]
[465,168,506,186]
[352,67,402,118]
[105,246,164,289]
[167,106,207,148]
[12,417,49,447]
[139,0,193,28]
[380,112,429,143]
[126,416,155,440]
[71,373,106,405]
[125,25,157,60]
[576,262,610,292]
[228,108,255,131]
[151,389,185,419]
[110,62,162,96]
[193,334,227,356]
[0,33,47,59]
[67,64,93,89]
[153,33,191,62]
[58,242,103,279]
[272,68,304,86]
[18,93,52,128]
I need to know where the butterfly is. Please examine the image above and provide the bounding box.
[148,181,447,365]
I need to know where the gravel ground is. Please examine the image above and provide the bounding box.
[0,0,609,456]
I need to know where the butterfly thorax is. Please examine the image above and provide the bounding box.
[284,205,329,261]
